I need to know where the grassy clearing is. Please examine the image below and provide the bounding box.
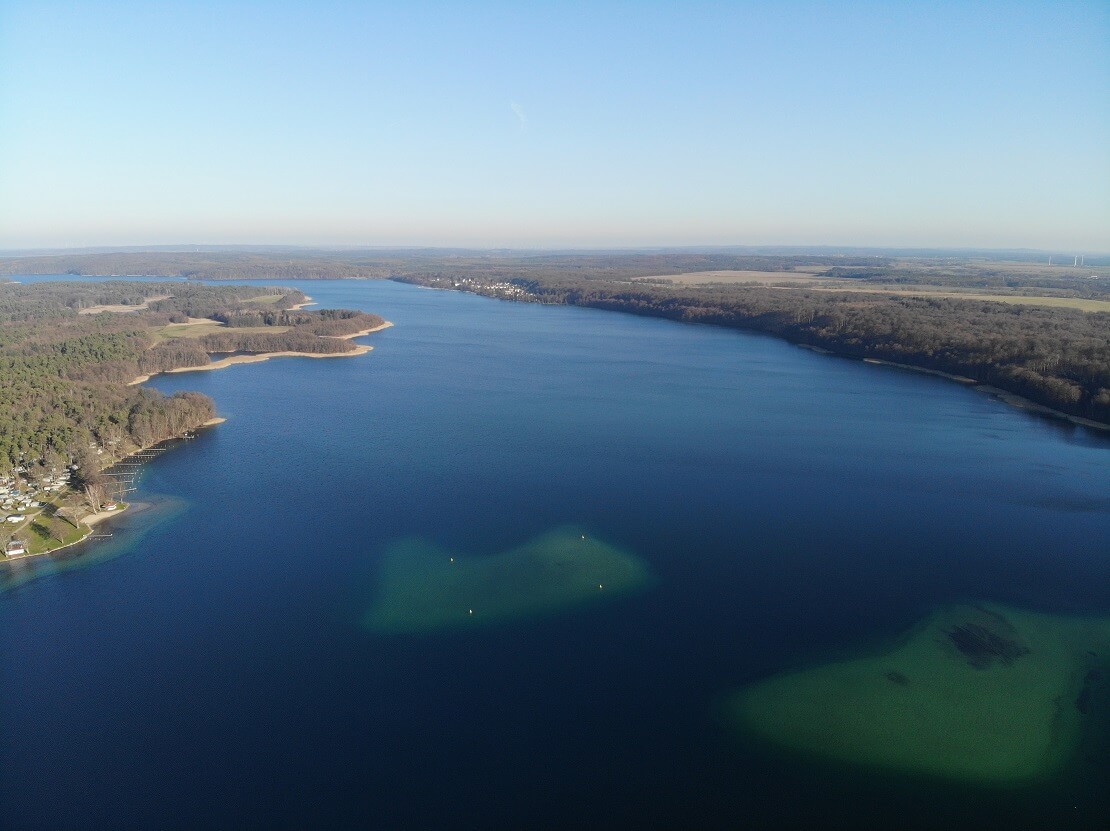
[241,294,285,304]
[893,258,1110,279]
[638,270,831,285]
[25,517,86,554]
[955,294,1110,312]
[636,272,1110,311]
[156,322,291,340]
[790,286,1110,312]
[78,294,172,315]
[6,495,95,556]
[157,321,225,339]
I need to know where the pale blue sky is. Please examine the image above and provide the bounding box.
[1,1,1107,250]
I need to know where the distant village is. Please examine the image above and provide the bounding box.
[449,278,533,299]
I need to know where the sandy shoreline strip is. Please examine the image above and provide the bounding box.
[860,358,1107,431]
[83,506,127,528]
[974,386,1109,431]
[325,320,394,339]
[288,296,316,310]
[793,346,1107,431]
[862,357,977,384]
[161,344,373,375]
[127,320,390,385]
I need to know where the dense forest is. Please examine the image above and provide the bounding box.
[0,249,883,283]
[0,279,298,322]
[3,252,1106,428]
[2,248,1106,297]
[0,281,383,477]
[395,273,1110,426]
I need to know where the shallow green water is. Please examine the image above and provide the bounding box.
[0,496,187,594]
[730,603,1110,784]
[364,526,652,633]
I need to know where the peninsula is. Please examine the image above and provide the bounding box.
[4,248,1105,428]
[0,279,388,560]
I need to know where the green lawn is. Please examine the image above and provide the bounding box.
[7,497,129,556]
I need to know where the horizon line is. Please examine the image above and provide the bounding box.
[2,243,1108,258]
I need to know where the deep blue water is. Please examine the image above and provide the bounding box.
[2,277,1108,829]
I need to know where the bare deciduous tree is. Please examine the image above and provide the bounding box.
[84,482,107,513]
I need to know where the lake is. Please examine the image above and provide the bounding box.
[2,278,1108,829]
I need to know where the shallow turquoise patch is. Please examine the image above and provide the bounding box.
[726,604,1110,785]
[364,526,652,633]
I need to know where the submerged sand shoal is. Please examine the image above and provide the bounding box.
[365,526,652,633]
[726,603,1110,785]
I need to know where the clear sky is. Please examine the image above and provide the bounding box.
[1,1,1107,251]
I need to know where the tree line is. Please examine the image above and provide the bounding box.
[0,281,382,475]
[396,273,1110,425]
[3,250,1105,299]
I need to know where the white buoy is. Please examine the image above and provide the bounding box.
[469,609,473,615]
[599,584,603,589]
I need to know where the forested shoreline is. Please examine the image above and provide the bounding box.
[394,274,1110,427]
[4,261,1105,430]
[0,280,383,484]
[3,249,1107,297]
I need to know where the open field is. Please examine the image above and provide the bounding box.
[636,271,1110,312]
[780,285,1110,312]
[241,294,285,304]
[892,258,1110,279]
[156,321,291,340]
[78,294,172,314]
[638,270,832,285]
